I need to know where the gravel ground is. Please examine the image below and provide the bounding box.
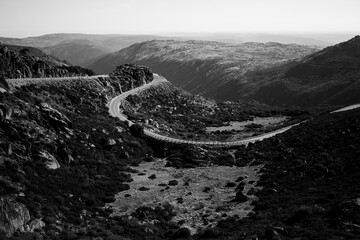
[108,159,263,234]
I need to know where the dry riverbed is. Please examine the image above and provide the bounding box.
[108,159,263,234]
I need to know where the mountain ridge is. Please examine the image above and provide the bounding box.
[88,36,360,107]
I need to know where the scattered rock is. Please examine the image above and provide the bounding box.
[203,187,211,193]
[107,138,116,146]
[168,180,178,186]
[225,182,236,187]
[233,192,248,203]
[235,176,244,182]
[148,174,156,179]
[236,182,245,192]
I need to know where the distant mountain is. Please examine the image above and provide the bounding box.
[160,32,331,46]
[42,40,108,66]
[0,33,177,67]
[0,42,93,79]
[88,40,319,102]
[0,33,168,51]
[0,32,338,69]
[88,36,360,107]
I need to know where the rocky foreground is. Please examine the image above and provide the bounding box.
[0,63,359,240]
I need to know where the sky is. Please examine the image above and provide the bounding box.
[0,0,359,38]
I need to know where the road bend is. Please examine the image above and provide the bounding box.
[109,74,301,146]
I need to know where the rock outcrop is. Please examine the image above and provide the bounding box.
[40,102,72,132]
[0,42,94,79]
[109,63,153,89]
[38,150,61,169]
[0,197,31,237]
[0,104,13,122]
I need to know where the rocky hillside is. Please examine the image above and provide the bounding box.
[0,64,161,239]
[88,40,320,102]
[124,81,310,142]
[247,35,360,107]
[1,60,360,239]
[0,43,94,79]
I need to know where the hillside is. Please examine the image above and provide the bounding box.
[123,81,310,142]
[89,37,360,107]
[246,35,360,107]
[0,43,94,79]
[42,39,109,66]
[88,40,319,102]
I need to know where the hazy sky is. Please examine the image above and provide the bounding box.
[0,0,359,38]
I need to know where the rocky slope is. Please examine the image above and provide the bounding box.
[88,40,320,103]
[195,108,360,239]
[124,81,310,142]
[247,35,360,107]
[0,64,160,238]
[0,43,94,79]
[1,60,360,239]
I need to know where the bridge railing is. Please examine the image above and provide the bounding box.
[6,75,109,88]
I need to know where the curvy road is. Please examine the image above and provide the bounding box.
[7,74,359,147]
[109,74,303,146]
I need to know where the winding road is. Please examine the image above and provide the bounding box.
[108,74,303,146]
[7,73,359,146]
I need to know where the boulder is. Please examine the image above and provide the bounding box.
[40,103,72,131]
[38,150,60,169]
[233,192,248,203]
[107,138,116,146]
[148,174,156,180]
[225,182,236,187]
[0,74,9,92]
[0,104,13,122]
[168,180,178,186]
[0,197,31,237]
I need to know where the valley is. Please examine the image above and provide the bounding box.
[88,36,360,107]
[0,34,360,240]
